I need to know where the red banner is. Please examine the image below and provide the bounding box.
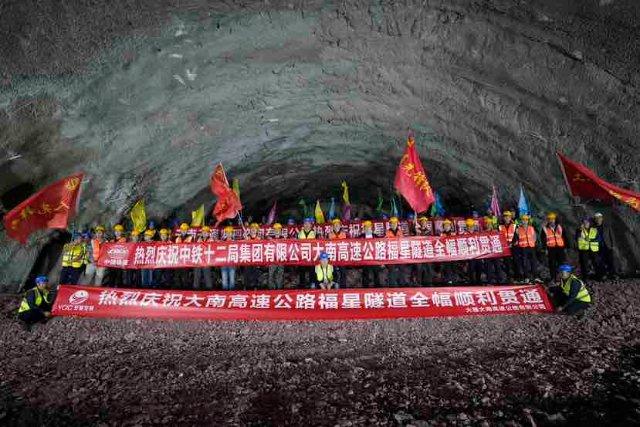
[52,284,553,321]
[3,173,84,243]
[557,151,640,212]
[211,163,242,225]
[97,232,510,269]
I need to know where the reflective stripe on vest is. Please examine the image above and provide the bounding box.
[18,287,51,314]
[315,264,334,282]
[561,275,591,303]
[62,244,87,268]
[578,228,599,252]
[517,225,536,248]
[544,225,565,248]
[499,223,516,243]
[386,228,402,238]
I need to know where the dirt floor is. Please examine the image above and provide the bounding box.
[1,280,639,426]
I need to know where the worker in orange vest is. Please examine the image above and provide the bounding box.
[464,218,483,284]
[439,219,457,284]
[360,220,382,287]
[385,217,407,286]
[512,214,538,283]
[242,223,263,290]
[328,218,348,288]
[540,212,567,281]
[413,216,433,286]
[82,225,107,286]
[498,211,518,280]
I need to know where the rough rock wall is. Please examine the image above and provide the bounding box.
[1,0,639,287]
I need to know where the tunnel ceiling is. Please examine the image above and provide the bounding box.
[1,0,639,283]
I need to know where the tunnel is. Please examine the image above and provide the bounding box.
[0,0,639,287]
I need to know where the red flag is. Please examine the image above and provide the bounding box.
[210,163,242,226]
[394,134,435,213]
[3,173,84,243]
[557,152,640,212]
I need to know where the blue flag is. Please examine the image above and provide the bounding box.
[328,197,336,220]
[518,185,529,216]
[430,191,445,217]
[390,195,399,217]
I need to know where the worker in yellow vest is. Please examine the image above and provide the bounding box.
[576,217,602,280]
[18,275,53,326]
[549,264,591,315]
[313,252,337,289]
[298,217,316,287]
[512,214,538,283]
[60,231,89,285]
[540,212,567,281]
[328,219,348,288]
[498,211,518,280]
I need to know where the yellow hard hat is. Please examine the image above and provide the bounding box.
[224,225,234,233]
[443,219,452,225]
[273,223,282,229]
[130,230,140,237]
[159,228,170,235]
[95,225,105,232]
[465,218,476,227]
[331,218,341,225]
[546,212,557,220]
[144,229,155,237]
[201,226,211,233]
[389,216,399,223]
[250,222,260,229]
[363,220,373,227]
[113,224,124,232]
[418,216,428,223]
[503,211,513,217]
[521,214,530,221]
[179,223,189,231]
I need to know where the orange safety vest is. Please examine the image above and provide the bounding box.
[329,231,347,239]
[91,238,102,261]
[544,225,565,248]
[175,235,193,243]
[499,223,516,243]
[516,225,536,248]
[386,228,403,238]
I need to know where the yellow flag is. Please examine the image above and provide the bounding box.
[130,200,146,232]
[341,181,350,205]
[232,178,240,199]
[191,204,205,227]
[314,199,325,224]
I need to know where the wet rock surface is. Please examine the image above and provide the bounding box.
[1,279,639,425]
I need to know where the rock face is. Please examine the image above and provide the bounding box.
[1,0,639,286]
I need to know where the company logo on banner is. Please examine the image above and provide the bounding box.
[53,284,553,321]
[69,290,89,305]
[97,232,511,269]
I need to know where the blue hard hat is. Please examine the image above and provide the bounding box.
[319,252,329,260]
[35,275,49,284]
[304,217,314,223]
[558,264,573,273]
[81,231,90,238]
[407,213,415,220]
[287,218,295,225]
[148,220,156,228]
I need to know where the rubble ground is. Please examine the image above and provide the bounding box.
[1,280,639,426]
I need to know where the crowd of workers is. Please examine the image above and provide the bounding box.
[54,210,616,290]
[18,210,608,324]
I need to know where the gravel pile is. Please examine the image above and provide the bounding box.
[1,280,639,426]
